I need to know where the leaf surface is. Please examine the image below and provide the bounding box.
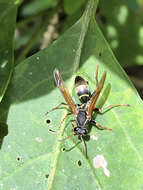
[0,0,143,189]
[0,0,17,102]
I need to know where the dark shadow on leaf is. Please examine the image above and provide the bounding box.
[0,122,8,149]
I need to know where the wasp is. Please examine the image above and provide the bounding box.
[46,66,129,155]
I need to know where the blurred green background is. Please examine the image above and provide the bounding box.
[15,0,143,97]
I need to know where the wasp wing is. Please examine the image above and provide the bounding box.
[87,71,106,117]
[54,69,77,115]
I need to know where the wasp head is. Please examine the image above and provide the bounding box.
[74,127,87,136]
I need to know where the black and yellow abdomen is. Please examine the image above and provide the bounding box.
[75,76,91,103]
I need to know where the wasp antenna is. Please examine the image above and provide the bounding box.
[59,134,74,142]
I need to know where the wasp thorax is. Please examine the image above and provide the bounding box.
[77,110,87,127]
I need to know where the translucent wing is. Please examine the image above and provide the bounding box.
[54,69,77,115]
[87,71,106,117]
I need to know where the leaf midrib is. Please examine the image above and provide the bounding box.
[47,0,98,189]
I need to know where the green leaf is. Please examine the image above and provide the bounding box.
[0,0,143,189]
[21,0,58,16]
[97,0,143,66]
[0,1,18,102]
[64,0,86,15]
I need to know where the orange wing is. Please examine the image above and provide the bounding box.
[87,71,106,117]
[54,69,77,115]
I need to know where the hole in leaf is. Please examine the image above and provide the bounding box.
[46,119,51,124]
[62,147,66,152]
[45,174,49,179]
[16,157,21,161]
[77,160,82,167]
[99,52,102,57]
[49,129,56,133]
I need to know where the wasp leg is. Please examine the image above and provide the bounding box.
[93,107,100,112]
[90,120,112,131]
[59,120,75,141]
[60,112,72,128]
[97,104,130,113]
[94,65,99,88]
[59,134,75,142]
[45,102,67,115]
[80,135,87,158]
[49,112,72,135]
[71,121,76,129]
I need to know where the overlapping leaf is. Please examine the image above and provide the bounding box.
[0,0,18,102]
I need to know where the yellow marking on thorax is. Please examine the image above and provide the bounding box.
[79,94,89,99]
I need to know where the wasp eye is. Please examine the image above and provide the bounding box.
[74,127,87,136]
[83,129,87,135]
[74,127,79,132]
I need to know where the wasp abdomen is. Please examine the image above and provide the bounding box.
[75,76,91,103]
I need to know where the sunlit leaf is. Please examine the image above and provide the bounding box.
[0,0,143,189]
